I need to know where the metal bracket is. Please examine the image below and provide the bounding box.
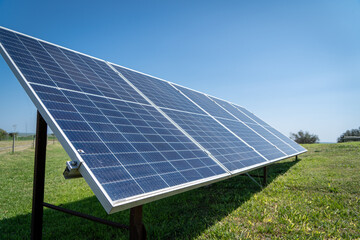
[63,160,82,179]
[242,166,268,188]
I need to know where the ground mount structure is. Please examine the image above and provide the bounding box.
[0,26,306,239]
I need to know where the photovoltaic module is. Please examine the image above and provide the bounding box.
[0,26,306,213]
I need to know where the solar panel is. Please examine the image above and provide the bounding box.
[229,102,306,153]
[0,26,306,214]
[33,84,226,198]
[207,96,299,156]
[112,65,205,114]
[262,125,306,153]
[0,27,228,212]
[241,123,298,156]
[162,109,267,171]
[233,103,271,127]
[111,65,273,170]
[171,85,287,160]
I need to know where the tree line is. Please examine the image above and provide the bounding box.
[0,128,19,140]
[291,127,360,144]
[337,127,360,143]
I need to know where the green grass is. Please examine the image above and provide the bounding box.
[0,142,359,239]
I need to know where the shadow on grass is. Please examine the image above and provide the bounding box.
[0,158,300,239]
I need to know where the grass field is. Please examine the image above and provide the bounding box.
[0,142,359,239]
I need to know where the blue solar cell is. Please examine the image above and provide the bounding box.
[152,143,174,151]
[114,153,147,165]
[126,164,158,178]
[136,175,168,192]
[161,172,187,187]
[182,169,203,181]
[92,166,132,184]
[140,152,166,163]
[65,131,101,142]
[197,167,214,178]
[81,154,120,168]
[210,165,226,174]
[172,160,192,171]
[103,180,144,200]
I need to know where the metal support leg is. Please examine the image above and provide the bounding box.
[31,111,48,240]
[295,155,298,161]
[130,205,146,240]
[263,166,267,186]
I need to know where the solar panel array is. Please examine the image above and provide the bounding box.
[0,26,306,213]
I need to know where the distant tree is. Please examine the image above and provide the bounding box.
[290,130,319,144]
[9,132,18,138]
[0,128,8,139]
[337,127,360,143]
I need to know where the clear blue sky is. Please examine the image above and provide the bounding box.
[0,0,359,142]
